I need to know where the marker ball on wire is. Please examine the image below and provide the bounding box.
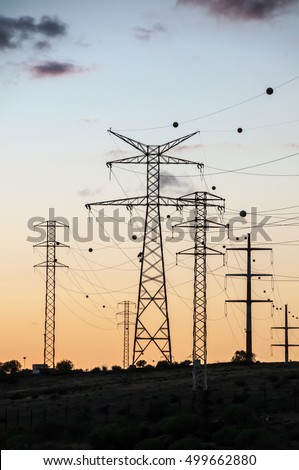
[88,248,93,252]
[237,128,243,133]
[266,87,274,95]
[212,185,216,190]
[240,210,247,218]
[173,121,179,128]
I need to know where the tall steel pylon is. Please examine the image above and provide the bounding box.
[175,192,225,392]
[117,301,136,369]
[34,220,68,368]
[86,129,203,364]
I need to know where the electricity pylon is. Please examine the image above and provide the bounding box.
[117,301,136,369]
[86,129,203,364]
[34,220,68,368]
[226,233,272,362]
[272,304,299,362]
[175,191,226,391]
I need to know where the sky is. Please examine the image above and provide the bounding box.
[1,0,299,370]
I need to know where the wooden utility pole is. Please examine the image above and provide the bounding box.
[226,233,272,362]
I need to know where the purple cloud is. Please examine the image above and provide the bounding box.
[30,61,84,78]
[0,14,67,51]
[134,22,166,41]
[176,0,298,20]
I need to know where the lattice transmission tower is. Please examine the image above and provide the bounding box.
[34,220,68,368]
[175,192,225,391]
[117,301,136,369]
[86,129,203,364]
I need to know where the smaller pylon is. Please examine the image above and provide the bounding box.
[174,191,226,392]
[117,301,136,369]
[34,220,68,368]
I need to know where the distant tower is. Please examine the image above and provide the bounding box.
[34,220,68,368]
[86,130,203,364]
[272,304,299,362]
[226,233,272,362]
[176,191,225,391]
[117,301,136,369]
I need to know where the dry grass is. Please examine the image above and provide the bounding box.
[0,362,299,449]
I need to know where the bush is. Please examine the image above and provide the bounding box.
[135,437,166,450]
[234,427,263,449]
[1,360,22,374]
[168,436,203,450]
[88,423,140,450]
[158,413,200,438]
[56,360,74,372]
[213,425,239,448]
[222,404,256,426]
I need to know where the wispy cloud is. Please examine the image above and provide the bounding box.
[30,61,86,78]
[176,0,298,20]
[78,188,102,198]
[284,143,299,149]
[104,149,129,158]
[134,22,166,41]
[173,143,203,153]
[0,14,67,51]
[34,40,51,50]
[160,171,190,190]
[81,118,101,124]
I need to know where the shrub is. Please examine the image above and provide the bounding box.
[56,360,74,372]
[222,404,256,426]
[234,427,262,449]
[158,413,200,438]
[168,436,203,450]
[135,437,166,450]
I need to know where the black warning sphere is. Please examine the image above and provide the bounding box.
[266,87,274,95]
[88,248,93,252]
[237,128,243,133]
[239,210,247,218]
[173,121,179,128]
[132,235,137,240]
[212,185,216,190]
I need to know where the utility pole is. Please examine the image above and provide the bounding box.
[117,301,136,369]
[34,220,68,368]
[175,191,226,392]
[271,304,299,362]
[86,129,203,365]
[225,233,272,362]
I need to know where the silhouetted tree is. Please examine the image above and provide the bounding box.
[156,360,171,369]
[1,360,22,374]
[56,359,74,372]
[136,360,147,368]
[231,350,256,363]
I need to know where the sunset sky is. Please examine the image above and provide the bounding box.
[1,0,299,370]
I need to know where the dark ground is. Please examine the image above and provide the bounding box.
[1,362,299,449]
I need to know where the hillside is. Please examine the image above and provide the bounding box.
[1,362,299,449]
